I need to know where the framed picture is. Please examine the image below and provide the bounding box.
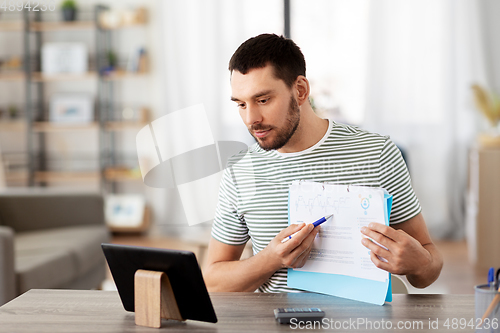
[105,194,149,232]
[49,94,94,124]
[42,43,88,74]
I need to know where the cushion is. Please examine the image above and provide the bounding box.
[16,249,76,294]
[15,225,110,293]
[0,193,105,232]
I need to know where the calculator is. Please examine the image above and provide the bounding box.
[274,308,325,324]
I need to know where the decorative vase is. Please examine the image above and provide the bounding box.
[62,8,76,21]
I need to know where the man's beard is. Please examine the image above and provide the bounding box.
[250,96,300,151]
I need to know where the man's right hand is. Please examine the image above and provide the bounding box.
[261,223,321,270]
[204,222,320,292]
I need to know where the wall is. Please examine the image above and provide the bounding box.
[480,0,500,93]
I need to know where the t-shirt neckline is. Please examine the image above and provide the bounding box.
[273,119,333,158]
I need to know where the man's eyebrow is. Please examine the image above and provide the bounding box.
[230,90,274,102]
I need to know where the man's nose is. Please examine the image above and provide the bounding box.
[245,104,263,126]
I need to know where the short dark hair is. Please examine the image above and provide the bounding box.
[228,33,306,88]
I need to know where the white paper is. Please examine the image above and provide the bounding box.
[289,181,389,282]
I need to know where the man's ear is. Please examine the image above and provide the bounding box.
[295,76,310,106]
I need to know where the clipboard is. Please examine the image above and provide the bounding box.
[287,182,393,305]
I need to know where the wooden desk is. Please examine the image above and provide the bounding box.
[0,290,476,332]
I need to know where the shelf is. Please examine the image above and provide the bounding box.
[0,72,24,81]
[1,72,99,82]
[4,6,151,192]
[105,121,147,131]
[102,71,149,81]
[0,120,26,131]
[104,167,142,182]
[27,21,147,32]
[5,170,28,183]
[33,122,99,132]
[29,71,146,82]
[2,121,146,134]
[30,21,95,32]
[34,171,100,183]
[0,21,23,31]
[101,21,148,30]
[31,72,98,82]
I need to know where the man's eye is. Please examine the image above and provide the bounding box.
[237,103,246,108]
[259,98,269,104]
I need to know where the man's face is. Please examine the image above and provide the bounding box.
[230,65,300,151]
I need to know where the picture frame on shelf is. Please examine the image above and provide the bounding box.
[98,7,147,29]
[49,94,94,124]
[105,194,149,233]
[41,42,88,74]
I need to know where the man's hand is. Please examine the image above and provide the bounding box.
[262,223,321,270]
[359,214,443,288]
[204,222,321,292]
[360,223,431,275]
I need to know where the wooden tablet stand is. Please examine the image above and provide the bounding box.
[134,269,184,328]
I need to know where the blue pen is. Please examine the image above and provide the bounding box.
[281,214,333,243]
[488,267,495,290]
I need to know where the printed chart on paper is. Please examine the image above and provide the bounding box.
[288,181,389,282]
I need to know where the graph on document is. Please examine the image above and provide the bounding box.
[289,186,357,227]
[293,193,351,216]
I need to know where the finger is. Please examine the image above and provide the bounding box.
[360,226,394,249]
[282,223,315,250]
[288,248,308,268]
[277,223,306,239]
[289,225,320,258]
[293,247,313,268]
[361,236,392,259]
[369,250,392,272]
[363,223,401,242]
[289,230,318,268]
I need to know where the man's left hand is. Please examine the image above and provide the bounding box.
[360,223,432,276]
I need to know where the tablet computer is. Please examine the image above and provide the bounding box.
[101,243,217,323]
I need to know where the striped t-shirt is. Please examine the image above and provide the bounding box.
[211,120,421,292]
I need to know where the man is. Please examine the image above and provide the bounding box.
[204,34,442,292]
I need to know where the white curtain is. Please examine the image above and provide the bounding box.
[161,0,283,144]
[155,0,283,231]
[362,0,487,238]
[291,0,371,125]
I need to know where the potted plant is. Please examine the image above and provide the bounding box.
[61,0,77,21]
[8,105,19,119]
[472,84,500,146]
[107,50,118,69]
[472,85,500,130]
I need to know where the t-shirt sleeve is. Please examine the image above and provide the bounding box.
[379,138,422,224]
[211,167,250,245]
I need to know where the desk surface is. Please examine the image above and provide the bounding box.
[0,290,476,332]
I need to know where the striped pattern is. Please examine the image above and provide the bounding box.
[211,120,421,293]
